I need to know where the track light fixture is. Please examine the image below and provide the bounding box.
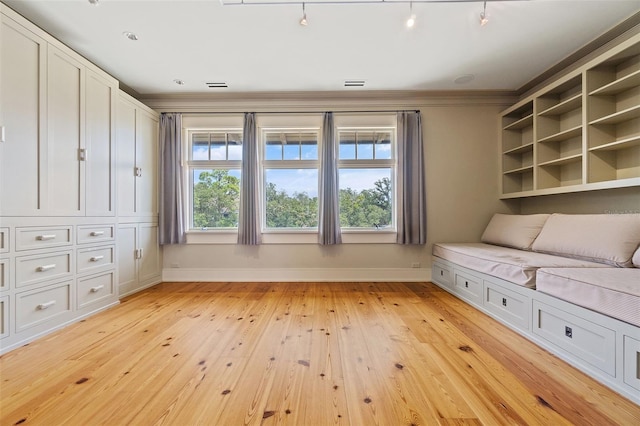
[299,3,308,26]
[406,2,416,29]
[88,0,99,5]
[480,1,489,26]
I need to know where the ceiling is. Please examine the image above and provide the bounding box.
[3,0,640,95]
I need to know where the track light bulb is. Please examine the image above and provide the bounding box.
[480,1,489,26]
[300,3,308,26]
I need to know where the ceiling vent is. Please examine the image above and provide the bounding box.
[206,82,228,88]
[344,80,365,87]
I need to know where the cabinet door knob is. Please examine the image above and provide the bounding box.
[90,231,105,237]
[36,234,56,241]
[89,256,104,262]
[90,285,104,293]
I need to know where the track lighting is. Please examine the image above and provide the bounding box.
[480,1,489,26]
[406,2,416,29]
[299,3,308,26]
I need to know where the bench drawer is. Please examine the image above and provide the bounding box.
[623,335,640,392]
[16,251,73,288]
[533,300,616,376]
[484,282,530,331]
[16,282,71,331]
[454,270,483,305]
[432,262,453,290]
[77,271,115,309]
[16,226,72,252]
[77,245,114,275]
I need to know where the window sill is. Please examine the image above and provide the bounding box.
[184,230,396,244]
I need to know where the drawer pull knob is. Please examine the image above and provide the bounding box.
[502,298,507,307]
[90,231,105,237]
[90,285,104,293]
[36,234,56,241]
[36,264,56,272]
[565,326,573,339]
[440,270,444,276]
[37,300,56,310]
[465,281,469,288]
[89,256,104,262]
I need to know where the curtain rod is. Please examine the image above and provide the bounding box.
[172,110,420,115]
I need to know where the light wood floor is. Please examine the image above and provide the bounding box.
[1,282,639,425]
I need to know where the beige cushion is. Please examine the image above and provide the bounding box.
[480,213,550,250]
[532,213,640,267]
[633,246,640,268]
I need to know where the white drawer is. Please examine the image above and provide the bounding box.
[454,270,483,305]
[16,251,73,288]
[77,245,114,275]
[0,295,8,339]
[0,228,8,253]
[77,225,115,245]
[16,282,71,331]
[77,271,115,309]
[432,262,453,289]
[533,300,616,376]
[623,335,640,392]
[16,226,72,252]
[0,258,8,292]
[483,282,530,331]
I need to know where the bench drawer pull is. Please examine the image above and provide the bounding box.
[90,285,104,293]
[89,256,104,262]
[90,231,105,237]
[36,234,56,241]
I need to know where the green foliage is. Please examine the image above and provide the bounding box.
[193,171,392,229]
[192,170,240,228]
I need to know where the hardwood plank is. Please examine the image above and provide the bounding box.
[1,282,638,426]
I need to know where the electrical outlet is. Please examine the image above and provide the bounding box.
[411,262,421,268]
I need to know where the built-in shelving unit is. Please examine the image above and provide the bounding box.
[500,34,640,198]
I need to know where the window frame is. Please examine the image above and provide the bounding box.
[260,127,321,233]
[186,128,243,232]
[337,126,397,233]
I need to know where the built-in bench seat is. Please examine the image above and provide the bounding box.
[537,267,640,328]
[432,242,608,289]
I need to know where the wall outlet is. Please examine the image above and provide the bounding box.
[411,262,421,268]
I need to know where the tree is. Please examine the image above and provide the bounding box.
[266,182,318,228]
[192,170,240,228]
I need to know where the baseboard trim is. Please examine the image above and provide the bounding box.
[162,267,432,283]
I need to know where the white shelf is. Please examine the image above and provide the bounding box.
[538,93,582,116]
[503,165,533,176]
[589,69,640,96]
[589,135,640,152]
[538,154,583,167]
[503,114,534,131]
[538,126,582,144]
[503,142,534,155]
[589,105,640,126]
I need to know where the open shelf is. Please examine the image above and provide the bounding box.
[589,134,640,152]
[538,125,582,144]
[504,165,534,175]
[503,114,533,131]
[503,142,534,156]
[589,69,640,96]
[538,93,582,116]
[538,154,583,167]
[589,105,640,126]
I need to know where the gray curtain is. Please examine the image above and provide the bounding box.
[238,112,261,245]
[159,113,186,245]
[318,112,341,245]
[397,111,427,244]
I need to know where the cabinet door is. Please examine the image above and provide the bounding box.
[136,110,158,217]
[117,223,137,295]
[138,223,160,285]
[47,46,84,215]
[85,70,115,216]
[0,15,46,216]
[116,97,137,217]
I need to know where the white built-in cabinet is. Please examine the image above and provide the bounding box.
[0,4,159,354]
[501,34,640,198]
[116,92,161,297]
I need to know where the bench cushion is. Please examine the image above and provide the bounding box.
[480,213,549,250]
[432,243,608,288]
[531,213,640,267]
[537,268,640,327]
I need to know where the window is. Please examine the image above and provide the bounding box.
[262,130,319,230]
[338,129,395,230]
[188,130,242,230]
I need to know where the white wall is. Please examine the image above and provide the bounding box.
[144,93,516,281]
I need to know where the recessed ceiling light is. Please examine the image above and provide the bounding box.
[454,74,475,85]
[173,79,185,86]
[123,31,138,41]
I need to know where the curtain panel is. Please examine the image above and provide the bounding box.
[159,113,186,245]
[397,111,427,245]
[238,112,262,245]
[318,112,342,245]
